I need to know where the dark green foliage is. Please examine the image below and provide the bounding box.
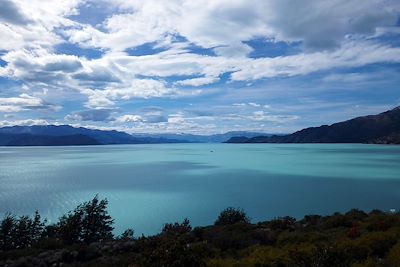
[345,209,368,221]
[162,218,192,235]
[214,207,250,225]
[300,214,322,228]
[14,216,32,249]
[0,195,113,252]
[118,228,134,240]
[137,219,206,267]
[0,213,15,250]
[30,211,46,243]
[323,212,353,228]
[204,223,258,250]
[57,195,114,244]
[80,196,114,244]
[267,216,296,231]
[0,211,46,250]
[57,208,85,244]
[2,202,400,267]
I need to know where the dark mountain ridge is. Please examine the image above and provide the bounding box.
[0,125,184,146]
[0,133,100,146]
[226,107,400,144]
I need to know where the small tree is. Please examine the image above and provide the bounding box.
[57,195,114,244]
[14,216,32,248]
[81,195,114,244]
[214,207,250,225]
[0,213,16,250]
[0,211,47,250]
[58,209,84,245]
[30,210,46,244]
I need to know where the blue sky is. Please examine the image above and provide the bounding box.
[0,0,399,134]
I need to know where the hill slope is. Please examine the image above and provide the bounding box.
[226,107,400,144]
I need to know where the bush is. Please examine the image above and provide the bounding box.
[345,209,368,221]
[215,207,250,226]
[162,218,192,236]
[300,214,322,228]
[267,216,296,231]
[323,212,352,228]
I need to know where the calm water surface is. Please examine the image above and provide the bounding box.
[0,143,399,235]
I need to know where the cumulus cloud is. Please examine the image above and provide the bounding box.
[66,0,399,53]
[65,109,115,122]
[248,102,261,107]
[174,76,219,87]
[81,78,203,108]
[0,94,59,113]
[230,41,400,81]
[1,50,83,83]
[264,0,398,50]
[0,0,85,51]
[72,65,120,83]
[0,0,32,25]
[112,113,167,124]
[115,114,144,123]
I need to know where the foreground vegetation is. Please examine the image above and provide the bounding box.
[1,196,400,267]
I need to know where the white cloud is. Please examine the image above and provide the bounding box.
[0,94,58,113]
[174,76,218,87]
[115,114,144,123]
[81,78,204,108]
[2,49,83,81]
[0,0,85,51]
[248,102,261,107]
[66,0,399,53]
[232,103,246,107]
[0,119,50,127]
[247,111,299,123]
[231,41,400,81]
[65,109,115,122]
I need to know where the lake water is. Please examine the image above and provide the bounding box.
[1,143,400,235]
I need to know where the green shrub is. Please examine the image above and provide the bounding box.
[215,207,250,226]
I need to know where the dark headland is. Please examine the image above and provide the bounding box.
[226,107,400,144]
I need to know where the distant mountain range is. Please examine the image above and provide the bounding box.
[0,125,269,146]
[131,131,271,143]
[0,125,185,146]
[226,107,400,144]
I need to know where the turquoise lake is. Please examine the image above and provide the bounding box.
[0,143,399,235]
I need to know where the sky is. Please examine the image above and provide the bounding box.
[0,0,399,134]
